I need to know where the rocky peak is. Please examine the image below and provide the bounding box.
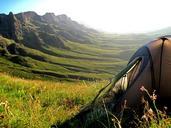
[9,12,14,17]
[44,12,55,17]
[42,12,56,24]
[8,12,17,22]
[22,11,38,18]
[0,12,19,41]
[56,14,71,22]
[0,11,97,49]
[15,11,41,22]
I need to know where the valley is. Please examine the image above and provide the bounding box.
[0,12,156,81]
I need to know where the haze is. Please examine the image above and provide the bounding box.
[1,0,171,33]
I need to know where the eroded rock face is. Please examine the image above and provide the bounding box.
[42,13,56,24]
[0,12,22,42]
[15,11,42,23]
[0,12,14,39]
[0,12,67,49]
[0,11,98,50]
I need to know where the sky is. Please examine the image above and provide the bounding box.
[1,0,171,34]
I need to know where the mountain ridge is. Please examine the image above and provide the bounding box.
[0,11,170,81]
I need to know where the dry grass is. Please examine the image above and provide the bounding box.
[139,86,171,128]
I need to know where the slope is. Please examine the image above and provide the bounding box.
[0,11,154,81]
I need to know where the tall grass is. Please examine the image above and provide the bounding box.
[1,73,171,128]
[0,73,106,127]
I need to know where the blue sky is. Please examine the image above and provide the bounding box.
[0,0,41,14]
[1,0,171,33]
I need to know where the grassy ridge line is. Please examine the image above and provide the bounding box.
[21,41,128,79]
[0,56,112,81]
[0,36,128,81]
[0,34,142,81]
[0,73,106,127]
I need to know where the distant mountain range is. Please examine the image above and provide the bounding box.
[0,11,170,81]
[147,27,171,36]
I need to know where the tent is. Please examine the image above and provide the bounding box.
[55,36,171,128]
[113,36,171,108]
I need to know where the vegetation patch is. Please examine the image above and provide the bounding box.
[0,73,106,127]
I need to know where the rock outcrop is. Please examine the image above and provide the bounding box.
[0,11,98,51]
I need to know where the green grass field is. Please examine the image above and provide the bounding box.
[0,34,149,82]
[0,73,171,128]
[0,11,171,128]
[0,73,106,127]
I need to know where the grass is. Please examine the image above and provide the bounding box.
[54,84,171,128]
[0,35,128,81]
[0,34,146,81]
[0,68,170,128]
[0,73,106,127]
[139,86,171,128]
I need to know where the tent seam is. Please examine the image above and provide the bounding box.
[144,46,156,90]
[159,38,166,94]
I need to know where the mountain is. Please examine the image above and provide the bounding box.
[0,11,97,48]
[0,11,167,81]
[147,27,171,36]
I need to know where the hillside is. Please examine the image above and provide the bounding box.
[0,73,106,127]
[0,11,156,81]
[1,11,171,128]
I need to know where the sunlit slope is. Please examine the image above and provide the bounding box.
[0,33,152,81]
[0,36,120,81]
[0,73,106,127]
[0,12,154,81]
